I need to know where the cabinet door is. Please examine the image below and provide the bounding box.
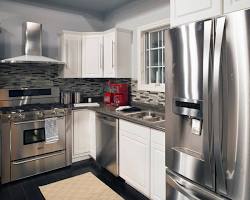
[61,33,82,78]
[89,111,96,160]
[170,0,222,27]
[224,0,250,13]
[119,120,150,196]
[150,129,165,200]
[103,31,116,78]
[82,34,103,78]
[72,110,90,162]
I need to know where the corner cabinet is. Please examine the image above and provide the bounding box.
[82,33,104,78]
[72,110,96,162]
[60,31,82,78]
[170,0,222,27]
[224,0,250,13]
[103,29,132,78]
[119,120,166,199]
[60,29,132,78]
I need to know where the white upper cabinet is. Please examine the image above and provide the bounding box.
[170,0,222,27]
[60,28,132,78]
[60,31,82,78]
[103,29,132,78]
[82,33,103,78]
[224,0,250,13]
[103,31,116,78]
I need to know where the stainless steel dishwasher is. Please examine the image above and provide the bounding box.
[96,113,119,176]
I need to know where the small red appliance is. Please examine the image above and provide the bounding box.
[104,81,113,104]
[111,83,128,106]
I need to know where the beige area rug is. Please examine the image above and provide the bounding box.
[39,172,124,200]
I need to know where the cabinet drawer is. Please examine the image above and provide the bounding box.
[151,129,165,146]
[119,120,150,139]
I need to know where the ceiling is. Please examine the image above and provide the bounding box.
[10,0,136,16]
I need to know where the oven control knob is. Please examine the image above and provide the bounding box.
[36,111,44,118]
[18,113,25,120]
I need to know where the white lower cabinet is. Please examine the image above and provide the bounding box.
[72,110,96,162]
[89,110,96,160]
[119,120,151,196]
[119,120,166,199]
[150,129,166,200]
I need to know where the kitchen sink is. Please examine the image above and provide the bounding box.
[125,111,165,123]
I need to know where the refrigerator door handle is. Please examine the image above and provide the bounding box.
[167,170,226,200]
[212,16,227,194]
[203,19,214,188]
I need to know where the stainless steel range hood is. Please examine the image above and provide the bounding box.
[1,22,65,65]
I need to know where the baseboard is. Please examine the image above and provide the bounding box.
[72,154,90,163]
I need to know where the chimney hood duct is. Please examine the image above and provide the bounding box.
[1,22,65,65]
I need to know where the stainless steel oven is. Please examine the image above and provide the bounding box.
[0,87,72,184]
[11,117,65,161]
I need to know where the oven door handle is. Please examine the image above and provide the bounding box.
[12,151,65,165]
[13,117,64,125]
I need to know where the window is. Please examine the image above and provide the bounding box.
[145,29,165,85]
[137,20,170,92]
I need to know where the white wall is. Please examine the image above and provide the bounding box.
[0,0,105,60]
[104,0,170,79]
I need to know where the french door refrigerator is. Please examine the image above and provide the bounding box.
[165,8,250,200]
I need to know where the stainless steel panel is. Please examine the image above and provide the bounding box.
[0,121,11,184]
[213,9,250,199]
[11,151,66,181]
[168,21,204,102]
[0,87,60,107]
[11,117,65,161]
[166,169,225,200]
[65,109,72,166]
[212,16,227,196]
[165,19,214,189]
[173,97,203,119]
[23,22,42,56]
[96,113,119,176]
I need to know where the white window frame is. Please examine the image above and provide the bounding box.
[137,19,170,92]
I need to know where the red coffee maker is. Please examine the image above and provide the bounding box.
[111,83,128,106]
[104,81,113,104]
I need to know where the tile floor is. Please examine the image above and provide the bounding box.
[0,159,149,200]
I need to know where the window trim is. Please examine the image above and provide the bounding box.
[137,19,170,92]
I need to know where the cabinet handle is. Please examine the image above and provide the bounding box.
[100,43,103,70]
[66,40,69,69]
[112,40,114,69]
[12,151,65,165]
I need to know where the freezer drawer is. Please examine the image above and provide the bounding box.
[166,169,225,200]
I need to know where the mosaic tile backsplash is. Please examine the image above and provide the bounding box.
[0,65,165,106]
[0,65,127,96]
[131,80,165,106]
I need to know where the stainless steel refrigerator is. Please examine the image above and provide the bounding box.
[165,8,250,200]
